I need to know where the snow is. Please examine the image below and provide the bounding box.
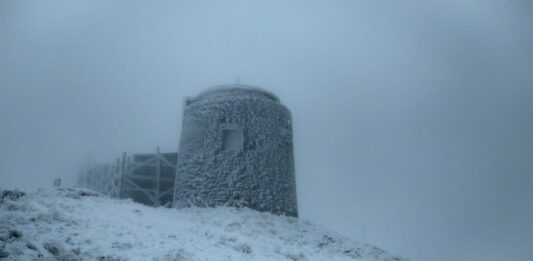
[0,188,407,261]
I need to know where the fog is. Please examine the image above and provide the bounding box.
[1,1,532,260]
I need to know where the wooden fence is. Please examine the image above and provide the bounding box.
[79,147,178,207]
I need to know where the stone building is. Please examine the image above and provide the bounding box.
[174,84,298,217]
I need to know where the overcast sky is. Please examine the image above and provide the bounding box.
[1,1,532,260]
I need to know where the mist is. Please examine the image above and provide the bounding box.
[1,1,532,260]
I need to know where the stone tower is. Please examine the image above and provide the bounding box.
[174,84,298,217]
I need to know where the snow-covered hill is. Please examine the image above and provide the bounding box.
[0,188,407,261]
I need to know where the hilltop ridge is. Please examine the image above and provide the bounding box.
[0,188,407,261]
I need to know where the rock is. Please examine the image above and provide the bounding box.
[78,190,98,197]
[43,242,60,256]
[26,243,37,251]
[1,190,25,201]
[8,230,22,240]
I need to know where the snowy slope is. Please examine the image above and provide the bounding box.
[0,188,407,261]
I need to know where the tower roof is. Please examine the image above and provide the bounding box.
[187,84,280,105]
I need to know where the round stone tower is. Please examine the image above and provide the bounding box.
[174,84,298,217]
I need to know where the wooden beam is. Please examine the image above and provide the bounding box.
[155,147,161,207]
[122,176,158,205]
[158,187,174,199]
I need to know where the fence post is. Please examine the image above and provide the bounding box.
[119,152,126,198]
[155,147,161,207]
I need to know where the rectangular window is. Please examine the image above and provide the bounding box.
[221,126,243,151]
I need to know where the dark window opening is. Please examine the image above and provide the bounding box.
[221,126,243,151]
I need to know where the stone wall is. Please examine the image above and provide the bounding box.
[174,85,298,217]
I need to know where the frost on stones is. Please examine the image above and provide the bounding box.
[173,84,298,217]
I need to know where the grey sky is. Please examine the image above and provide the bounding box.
[1,1,532,260]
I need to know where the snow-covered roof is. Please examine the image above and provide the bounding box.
[187,84,280,105]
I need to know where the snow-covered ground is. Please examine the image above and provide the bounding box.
[0,188,407,261]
